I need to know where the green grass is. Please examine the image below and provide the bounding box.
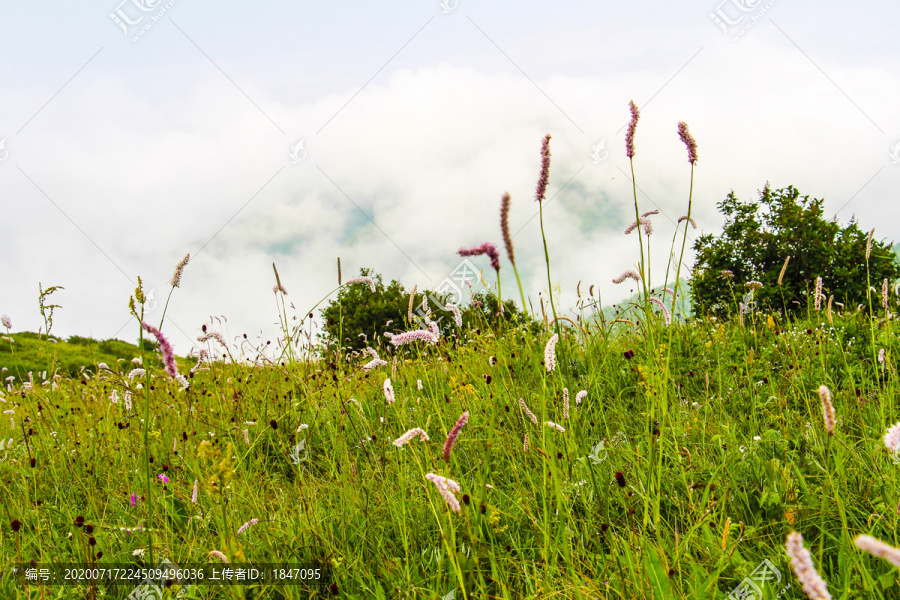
[0,332,187,383]
[2,299,900,599]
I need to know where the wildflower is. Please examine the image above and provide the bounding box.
[243,429,249,445]
[884,422,900,454]
[677,216,697,229]
[393,428,429,447]
[562,388,569,420]
[625,100,639,159]
[855,535,900,569]
[130,493,137,507]
[383,379,395,405]
[615,472,626,488]
[458,242,501,272]
[499,192,516,266]
[649,297,671,326]
[175,374,189,390]
[883,278,889,312]
[170,254,190,287]
[417,379,423,391]
[425,473,462,513]
[814,277,823,311]
[445,303,462,328]
[297,423,309,432]
[344,276,376,293]
[746,281,763,290]
[363,358,388,370]
[785,531,832,600]
[389,329,438,347]
[443,411,469,462]
[523,433,529,453]
[198,332,228,348]
[535,134,551,203]
[544,334,559,373]
[719,270,734,279]
[827,295,833,325]
[778,256,791,286]
[624,217,653,236]
[613,270,641,284]
[518,398,538,425]
[208,550,229,563]
[866,228,875,261]
[10,519,21,532]
[272,263,287,294]
[127,368,146,380]
[140,322,179,379]
[157,474,169,484]
[237,518,259,535]
[819,386,835,435]
[575,390,587,404]
[677,121,698,164]
[546,421,566,433]
[0,315,10,329]
[191,480,198,504]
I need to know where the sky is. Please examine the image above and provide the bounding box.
[1,0,899,357]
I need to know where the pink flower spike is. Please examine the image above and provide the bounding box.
[458,242,501,272]
[208,550,229,563]
[157,474,169,484]
[130,493,137,507]
[191,480,198,504]
[677,121,698,164]
[625,101,640,159]
[544,334,559,373]
[141,322,179,379]
[442,411,470,462]
[535,134,551,203]
[389,329,438,347]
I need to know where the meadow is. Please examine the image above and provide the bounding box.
[3,104,900,600]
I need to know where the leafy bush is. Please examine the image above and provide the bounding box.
[690,184,900,318]
[319,269,540,352]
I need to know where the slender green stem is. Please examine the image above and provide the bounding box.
[157,286,175,332]
[511,263,528,316]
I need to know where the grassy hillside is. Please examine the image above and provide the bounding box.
[0,332,185,383]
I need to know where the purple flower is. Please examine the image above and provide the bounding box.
[677,121,698,164]
[500,192,514,264]
[535,134,551,203]
[130,493,137,507]
[458,242,501,272]
[140,322,179,379]
[157,474,169,484]
[442,411,470,462]
[625,101,640,159]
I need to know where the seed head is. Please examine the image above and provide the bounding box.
[777,256,791,286]
[818,385,835,435]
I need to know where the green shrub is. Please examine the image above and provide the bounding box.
[690,184,900,318]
